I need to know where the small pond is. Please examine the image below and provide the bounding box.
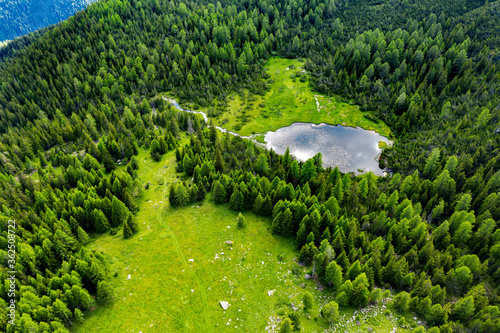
[264,123,391,176]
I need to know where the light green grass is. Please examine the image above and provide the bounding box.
[72,146,414,333]
[210,57,392,138]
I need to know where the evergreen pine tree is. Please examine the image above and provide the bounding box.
[300,160,317,183]
[351,282,369,307]
[237,213,246,228]
[97,281,115,304]
[348,260,362,281]
[215,149,225,172]
[306,232,315,244]
[326,261,343,291]
[253,193,264,213]
[123,218,133,238]
[261,195,273,216]
[213,180,227,204]
[272,211,284,234]
[102,149,116,172]
[196,180,207,201]
[124,213,139,238]
[302,291,314,312]
[74,308,84,324]
[288,160,300,185]
[111,196,130,227]
[321,228,332,243]
[159,136,168,154]
[169,184,178,206]
[38,151,48,168]
[296,223,309,248]
[183,154,195,176]
[230,189,245,211]
[92,209,110,233]
[321,301,339,323]
[175,183,190,207]
[282,208,294,236]
[77,226,89,244]
[279,318,293,333]
[255,153,269,176]
[325,196,340,217]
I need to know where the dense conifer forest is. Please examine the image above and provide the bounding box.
[0,0,499,332]
[0,0,95,42]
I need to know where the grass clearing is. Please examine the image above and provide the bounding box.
[208,57,392,138]
[72,145,413,332]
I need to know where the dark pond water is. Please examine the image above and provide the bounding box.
[264,123,391,176]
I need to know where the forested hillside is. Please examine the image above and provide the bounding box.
[0,0,499,332]
[0,0,95,42]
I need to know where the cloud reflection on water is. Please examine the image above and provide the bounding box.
[265,123,390,176]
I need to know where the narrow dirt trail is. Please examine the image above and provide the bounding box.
[156,174,212,332]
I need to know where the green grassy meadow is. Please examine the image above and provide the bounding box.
[71,145,416,333]
[205,58,392,138]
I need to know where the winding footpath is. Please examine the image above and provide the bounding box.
[156,168,212,332]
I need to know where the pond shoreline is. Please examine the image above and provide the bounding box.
[164,98,391,175]
[264,122,391,176]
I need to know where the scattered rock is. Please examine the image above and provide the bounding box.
[188,259,194,262]
[305,274,312,279]
[127,274,131,280]
[267,290,274,296]
[356,320,361,326]
[368,328,373,332]
[220,301,230,310]
[226,241,234,246]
